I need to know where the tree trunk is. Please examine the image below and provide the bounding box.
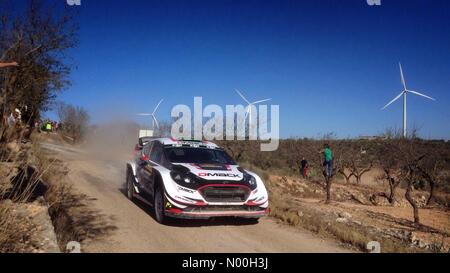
[371,188,396,206]
[338,170,352,184]
[426,181,435,206]
[405,183,420,225]
[387,180,398,204]
[325,176,332,204]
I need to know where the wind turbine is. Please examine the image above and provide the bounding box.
[235,89,271,127]
[382,63,436,138]
[137,99,164,130]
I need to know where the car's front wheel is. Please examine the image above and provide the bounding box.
[126,170,135,201]
[154,186,167,224]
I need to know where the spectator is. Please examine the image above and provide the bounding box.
[7,109,21,127]
[300,157,309,179]
[0,61,19,68]
[14,109,22,123]
[35,121,41,133]
[7,112,16,127]
[322,144,333,178]
[45,121,52,133]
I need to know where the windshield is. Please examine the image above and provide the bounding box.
[164,147,236,165]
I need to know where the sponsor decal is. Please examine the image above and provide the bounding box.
[198,173,241,178]
[177,186,195,194]
[198,164,222,168]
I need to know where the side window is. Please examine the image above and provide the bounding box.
[150,143,163,164]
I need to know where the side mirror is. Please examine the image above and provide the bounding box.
[140,154,150,162]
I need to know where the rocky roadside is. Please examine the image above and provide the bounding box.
[0,198,60,253]
[0,141,62,253]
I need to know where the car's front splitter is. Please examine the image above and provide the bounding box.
[165,207,270,219]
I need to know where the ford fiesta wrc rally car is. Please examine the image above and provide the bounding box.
[125,137,269,224]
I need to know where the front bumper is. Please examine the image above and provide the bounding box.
[164,181,269,219]
[165,207,270,219]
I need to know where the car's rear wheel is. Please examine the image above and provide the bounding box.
[126,171,135,201]
[154,186,166,224]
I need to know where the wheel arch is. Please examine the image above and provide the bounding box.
[153,169,164,195]
[126,161,137,177]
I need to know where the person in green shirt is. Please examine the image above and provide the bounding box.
[322,144,333,178]
[46,122,52,132]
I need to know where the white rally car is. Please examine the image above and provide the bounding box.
[126,138,269,224]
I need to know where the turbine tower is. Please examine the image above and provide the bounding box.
[382,63,436,138]
[137,99,164,130]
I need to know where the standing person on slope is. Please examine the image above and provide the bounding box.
[322,144,333,178]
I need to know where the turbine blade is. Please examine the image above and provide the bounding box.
[235,89,251,104]
[382,92,404,110]
[399,62,407,90]
[137,113,152,116]
[407,90,436,101]
[152,115,159,129]
[252,98,272,104]
[153,99,164,114]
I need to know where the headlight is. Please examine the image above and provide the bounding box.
[243,172,257,188]
[249,175,257,186]
[171,171,194,184]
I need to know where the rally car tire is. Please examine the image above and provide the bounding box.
[154,186,167,224]
[126,170,135,201]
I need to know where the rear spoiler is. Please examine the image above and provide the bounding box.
[138,136,158,147]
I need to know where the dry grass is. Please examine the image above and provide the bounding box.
[0,129,66,252]
[0,202,31,252]
[0,132,44,252]
[267,178,419,253]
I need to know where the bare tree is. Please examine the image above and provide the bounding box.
[404,162,421,225]
[57,102,89,143]
[349,160,373,184]
[343,143,374,185]
[371,138,405,205]
[416,157,445,206]
[371,138,426,225]
[318,161,339,204]
[338,166,354,184]
[324,174,333,204]
[397,140,425,225]
[321,142,341,204]
[0,0,78,126]
[371,168,402,205]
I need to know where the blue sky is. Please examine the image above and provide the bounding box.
[38,0,450,139]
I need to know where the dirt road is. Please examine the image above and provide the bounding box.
[41,142,351,253]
